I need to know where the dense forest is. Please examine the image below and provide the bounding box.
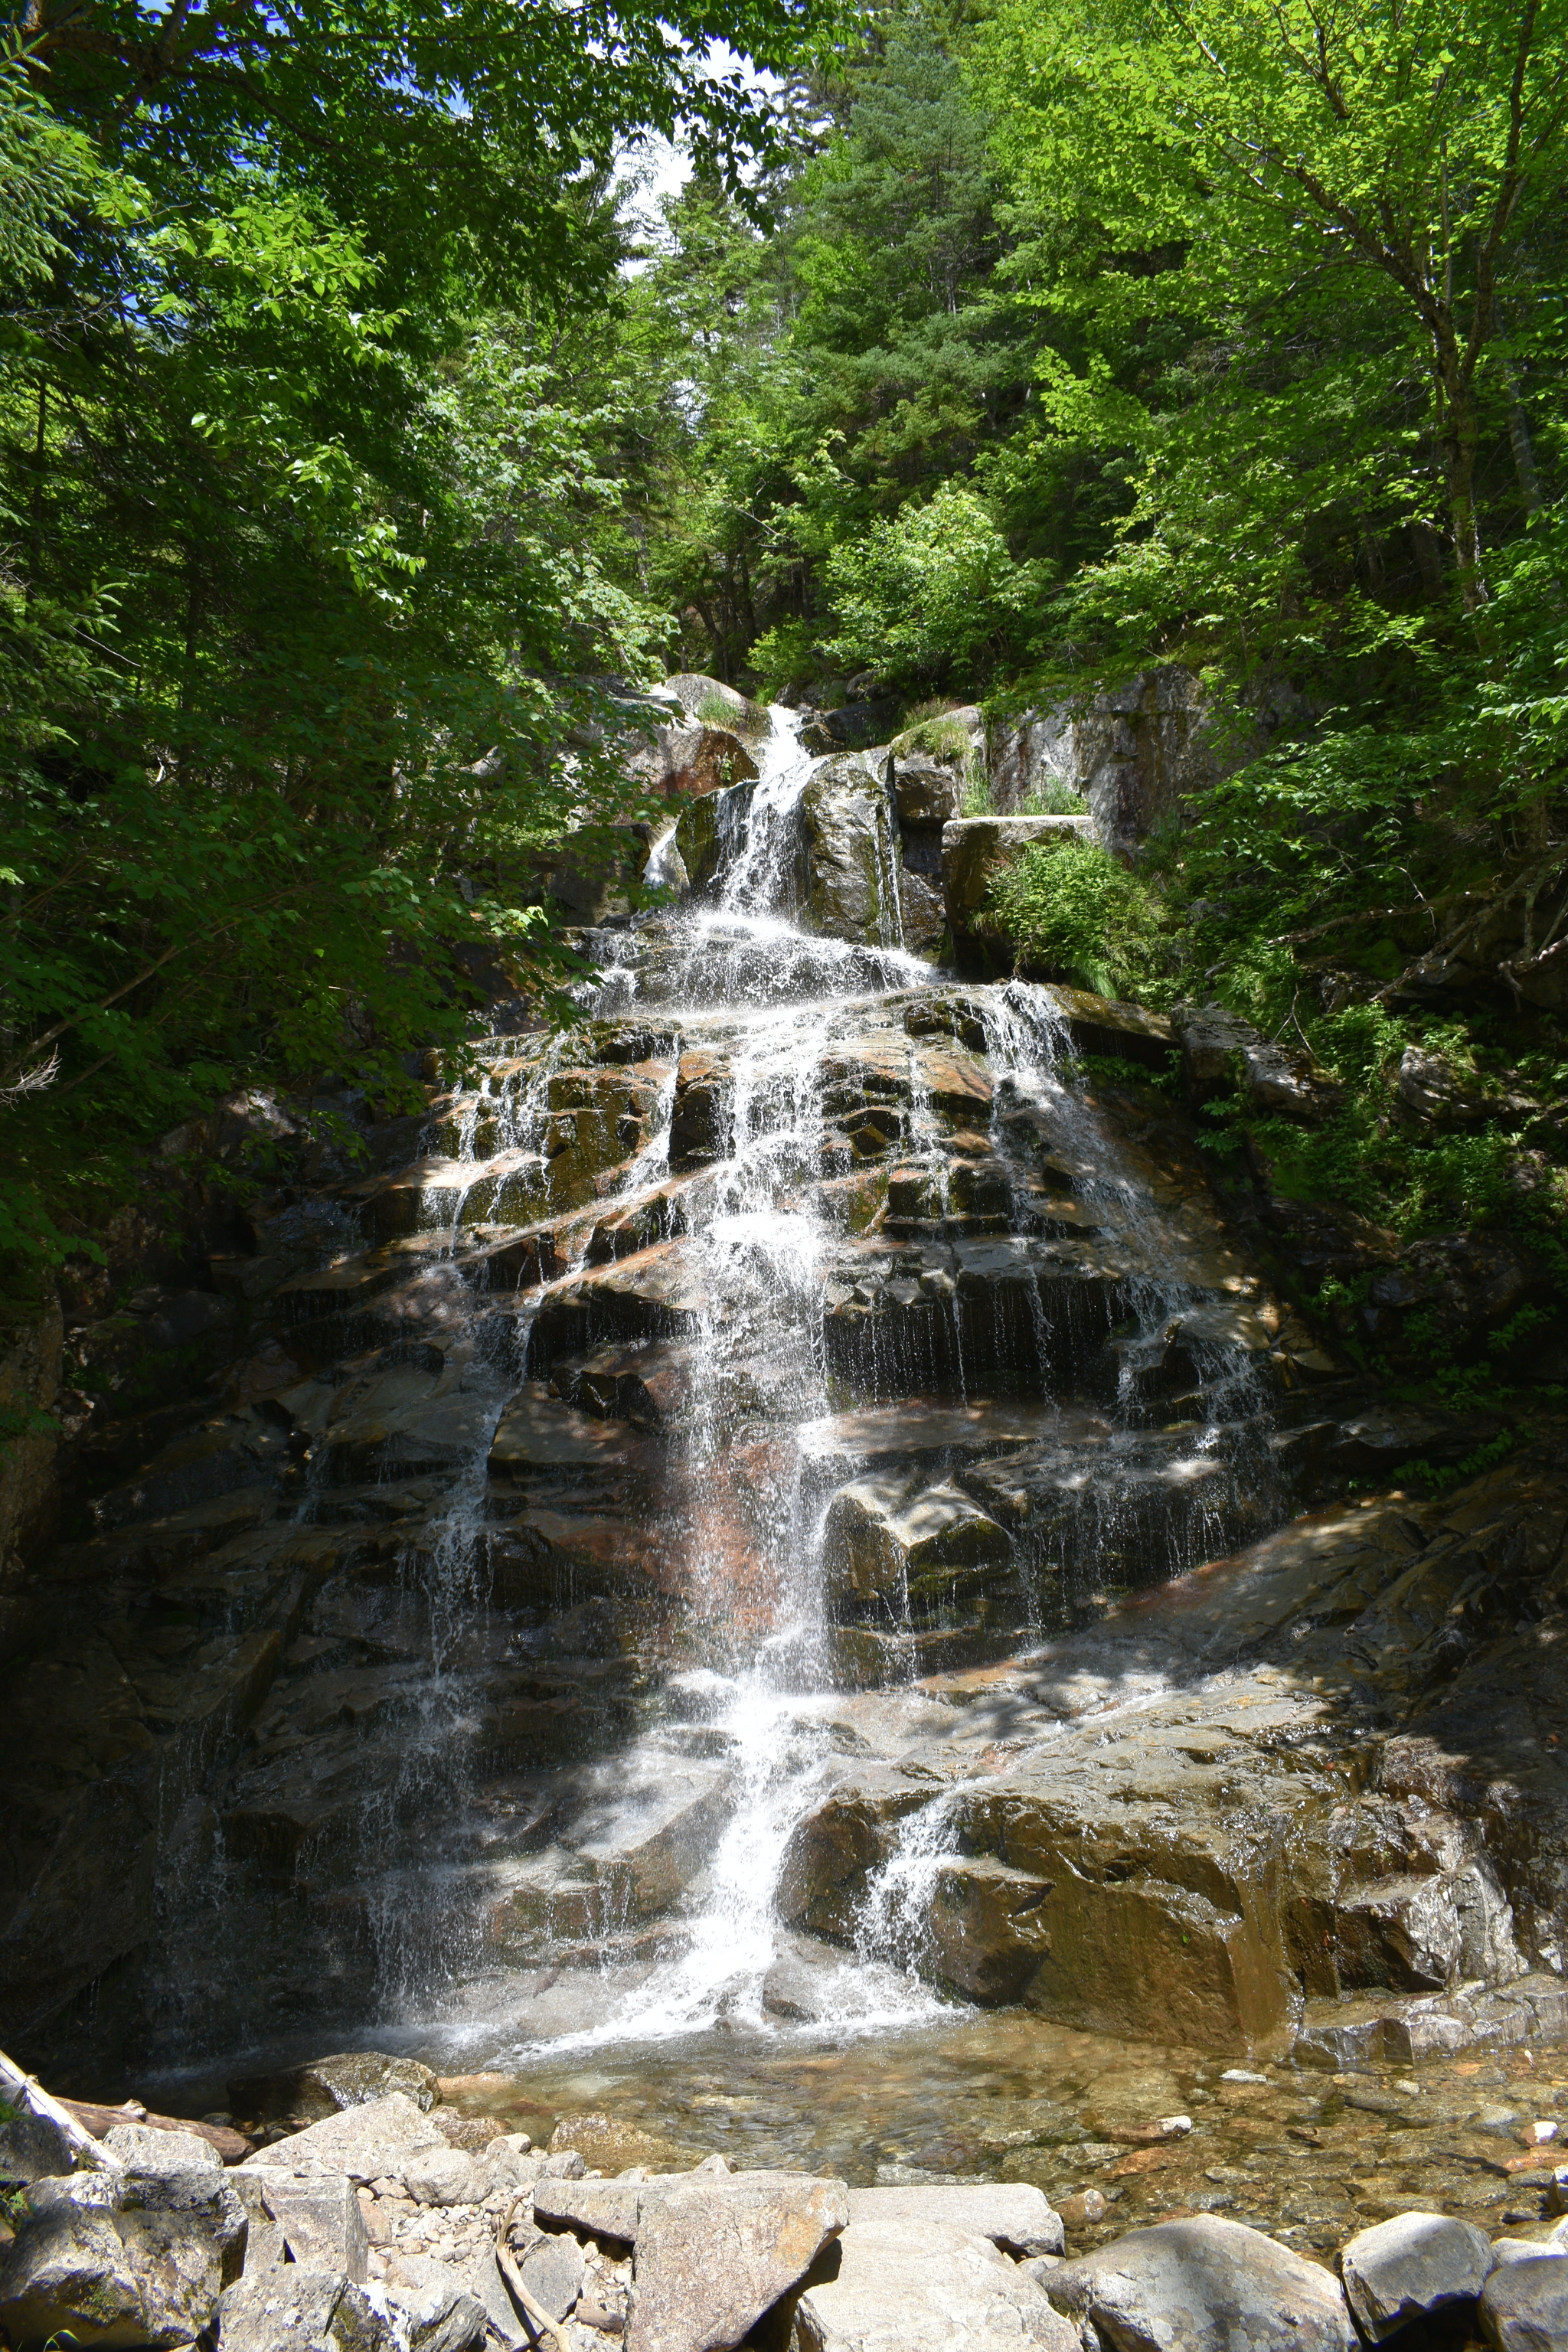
[4,0,1567,1410]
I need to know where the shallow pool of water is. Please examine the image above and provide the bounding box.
[156,2007,1568,2262]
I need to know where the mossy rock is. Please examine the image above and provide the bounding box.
[891,714,975,771]
[662,672,772,742]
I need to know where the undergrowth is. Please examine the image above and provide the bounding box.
[985,835,1173,1003]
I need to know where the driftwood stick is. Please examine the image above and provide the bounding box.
[495,2194,574,2352]
[0,2048,122,2173]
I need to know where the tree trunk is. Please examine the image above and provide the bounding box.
[1438,373,1488,612]
[1501,356,1545,516]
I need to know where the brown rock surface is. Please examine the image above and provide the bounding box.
[779,1452,1568,2047]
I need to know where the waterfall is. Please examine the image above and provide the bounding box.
[464,707,1280,2053]
[147,701,1288,2076]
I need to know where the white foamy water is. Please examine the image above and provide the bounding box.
[366,704,1283,2057]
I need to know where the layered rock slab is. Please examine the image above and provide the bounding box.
[845,2184,1064,2261]
[244,2094,447,2186]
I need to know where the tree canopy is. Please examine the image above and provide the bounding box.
[0,0,838,1272]
[5,0,1568,1292]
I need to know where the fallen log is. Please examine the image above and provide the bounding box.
[58,2096,253,2164]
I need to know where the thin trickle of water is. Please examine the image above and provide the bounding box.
[985,982,1279,1498]
[717,707,815,918]
[855,1787,961,1984]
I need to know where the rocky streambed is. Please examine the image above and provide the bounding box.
[5,2054,1568,2351]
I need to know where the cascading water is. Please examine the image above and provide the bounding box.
[448,707,1283,2053]
[141,700,1295,2087]
[41,707,1537,2256]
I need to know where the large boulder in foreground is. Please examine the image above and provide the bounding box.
[1479,2255,1568,2352]
[1041,2216,1356,2352]
[0,2175,148,2351]
[1339,2212,1494,2340]
[789,2200,1074,2351]
[626,2169,848,2352]
[0,2154,247,2352]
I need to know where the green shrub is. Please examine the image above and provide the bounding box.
[985,835,1169,1000]
[891,714,973,769]
[1018,778,1088,815]
[695,688,770,739]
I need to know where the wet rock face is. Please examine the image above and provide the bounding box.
[4,705,1566,2084]
[668,1052,733,1169]
[822,1475,1014,1612]
[779,1449,1568,2047]
[675,784,756,897]
[799,755,902,946]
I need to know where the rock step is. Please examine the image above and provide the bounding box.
[775,1446,1568,2046]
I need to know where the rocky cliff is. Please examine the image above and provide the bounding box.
[2,698,1563,2104]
